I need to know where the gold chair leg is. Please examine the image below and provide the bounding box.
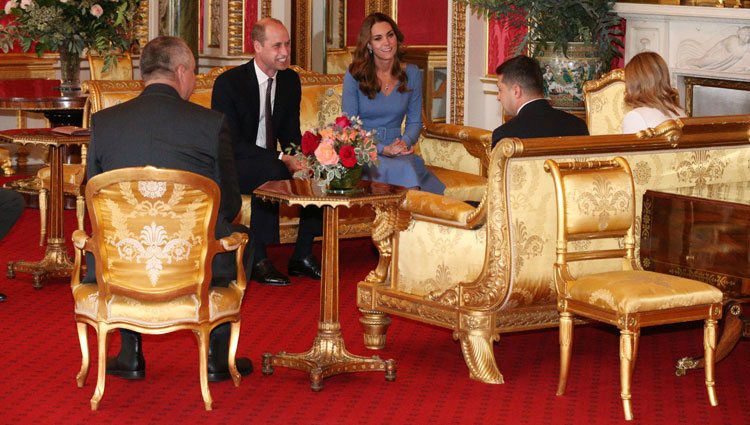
[557,312,574,396]
[39,188,48,246]
[76,195,85,231]
[619,330,637,421]
[455,331,504,384]
[91,324,108,411]
[359,308,391,349]
[704,318,718,406]
[229,320,241,387]
[195,327,213,411]
[75,322,90,388]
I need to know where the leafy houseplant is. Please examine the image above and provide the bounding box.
[457,0,622,66]
[292,115,379,191]
[457,0,623,108]
[0,0,140,89]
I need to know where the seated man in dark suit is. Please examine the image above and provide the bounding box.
[86,36,252,382]
[0,189,25,302]
[212,18,322,286]
[491,55,589,148]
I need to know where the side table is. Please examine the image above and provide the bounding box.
[256,178,406,391]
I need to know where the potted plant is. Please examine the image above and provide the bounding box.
[457,0,623,109]
[0,0,140,92]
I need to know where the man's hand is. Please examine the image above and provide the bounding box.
[281,154,305,172]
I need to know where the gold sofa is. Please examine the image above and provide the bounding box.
[357,114,750,384]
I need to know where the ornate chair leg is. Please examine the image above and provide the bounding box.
[704,318,718,406]
[557,311,574,396]
[75,322,90,387]
[76,194,85,230]
[619,330,638,421]
[229,320,241,387]
[455,330,504,384]
[39,188,48,246]
[359,309,391,349]
[195,327,213,411]
[90,323,108,411]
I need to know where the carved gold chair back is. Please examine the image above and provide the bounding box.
[86,52,134,81]
[582,68,631,135]
[70,166,248,411]
[544,156,723,421]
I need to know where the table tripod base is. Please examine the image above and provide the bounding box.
[7,242,73,289]
[262,327,396,391]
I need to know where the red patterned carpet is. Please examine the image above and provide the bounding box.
[1,199,749,424]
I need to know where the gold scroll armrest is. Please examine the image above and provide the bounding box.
[71,229,92,288]
[401,190,485,230]
[423,122,492,175]
[216,232,249,291]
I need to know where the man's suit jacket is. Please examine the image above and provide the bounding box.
[491,99,589,147]
[87,83,246,282]
[211,60,302,163]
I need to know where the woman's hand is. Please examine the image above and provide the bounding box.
[382,138,413,157]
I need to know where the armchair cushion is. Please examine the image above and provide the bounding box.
[402,190,477,225]
[429,166,486,202]
[568,270,723,314]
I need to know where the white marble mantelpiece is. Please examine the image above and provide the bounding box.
[616,3,750,114]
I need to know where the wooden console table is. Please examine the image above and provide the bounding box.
[640,184,750,374]
[256,178,406,391]
[1,129,89,288]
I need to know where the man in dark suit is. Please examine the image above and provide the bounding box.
[86,36,252,382]
[0,189,24,302]
[491,55,589,147]
[212,18,321,286]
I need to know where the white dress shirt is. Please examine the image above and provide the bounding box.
[254,60,277,150]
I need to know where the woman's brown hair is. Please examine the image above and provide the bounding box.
[348,12,408,100]
[624,51,681,116]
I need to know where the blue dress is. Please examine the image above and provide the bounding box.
[342,64,445,194]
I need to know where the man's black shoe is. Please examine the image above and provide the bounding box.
[288,254,322,279]
[0,293,6,302]
[207,357,253,382]
[251,259,290,286]
[106,356,145,380]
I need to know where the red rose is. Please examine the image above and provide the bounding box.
[339,144,357,168]
[301,131,321,155]
[334,115,351,128]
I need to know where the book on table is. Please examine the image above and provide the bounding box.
[51,126,90,136]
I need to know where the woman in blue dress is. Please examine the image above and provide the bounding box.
[342,13,445,194]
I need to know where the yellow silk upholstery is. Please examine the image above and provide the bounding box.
[402,190,478,224]
[583,68,631,135]
[326,48,353,75]
[37,164,85,191]
[87,53,134,81]
[569,270,722,314]
[545,157,722,421]
[299,75,344,133]
[430,166,486,202]
[70,166,249,411]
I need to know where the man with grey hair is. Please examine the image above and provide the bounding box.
[212,18,322,286]
[86,36,253,382]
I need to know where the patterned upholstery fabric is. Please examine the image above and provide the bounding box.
[71,167,248,410]
[87,53,134,81]
[583,68,631,135]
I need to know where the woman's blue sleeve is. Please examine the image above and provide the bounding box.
[401,65,423,146]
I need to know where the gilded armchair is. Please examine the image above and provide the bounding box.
[582,68,630,135]
[86,52,134,80]
[70,166,249,411]
[544,157,722,421]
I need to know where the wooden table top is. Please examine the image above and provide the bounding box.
[0,128,89,147]
[254,179,407,208]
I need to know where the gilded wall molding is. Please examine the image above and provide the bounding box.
[134,0,150,51]
[227,0,244,55]
[450,3,466,125]
[208,0,221,48]
[261,0,272,18]
[294,0,312,69]
[365,0,396,18]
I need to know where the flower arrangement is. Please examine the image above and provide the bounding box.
[0,0,140,68]
[292,115,379,187]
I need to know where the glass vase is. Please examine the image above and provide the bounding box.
[327,165,363,192]
[58,41,82,94]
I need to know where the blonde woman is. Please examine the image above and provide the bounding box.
[622,52,685,133]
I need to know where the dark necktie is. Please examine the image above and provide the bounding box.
[265,77,275,151]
